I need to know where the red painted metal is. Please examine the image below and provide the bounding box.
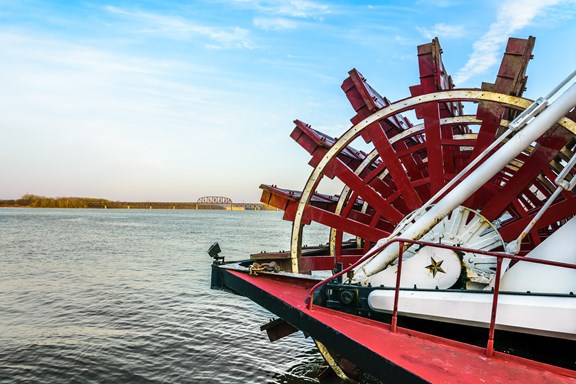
[421,102,444,194]
[486,257,503,357]
[481,117,576,220]
[298,255,361,274]
[291,119,367,171]
[499,197,576,243]
[325,159,405,223]
[468,37,536,208]
[343,67,427,202]
[409,38,464,193]
[241,35,576,383]
[259,35,575,267]
[303,205,389,242]
[471,37,535,160]
[365,123,423,210]
[390,241,404,333]
[306,237,576,360]
[228,268,576,383]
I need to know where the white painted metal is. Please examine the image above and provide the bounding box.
[500,216,576,295]
[368,290,576,340]
[354,79,576,282]
[366,246,461,289]
[366,207,504,288]
[389,124,513,239]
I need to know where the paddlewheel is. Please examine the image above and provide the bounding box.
[259,36,576,274]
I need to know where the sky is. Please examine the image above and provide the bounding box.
[1,0,575,203]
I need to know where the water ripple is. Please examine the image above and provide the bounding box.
[0,209,330,383]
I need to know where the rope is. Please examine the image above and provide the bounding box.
[249,262,280,275]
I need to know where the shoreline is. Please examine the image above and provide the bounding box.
[0,195,275,210]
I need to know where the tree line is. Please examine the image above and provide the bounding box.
[0,194,272,210]
[0,194,113,208]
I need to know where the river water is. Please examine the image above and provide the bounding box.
[0,208,334,383]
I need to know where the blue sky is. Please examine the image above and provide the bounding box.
[1,0,575,202]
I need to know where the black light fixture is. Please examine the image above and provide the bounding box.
[208,242,224,264]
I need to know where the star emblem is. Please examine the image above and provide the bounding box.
[425,257,446,278]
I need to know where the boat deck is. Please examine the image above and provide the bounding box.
[215,265,576,384]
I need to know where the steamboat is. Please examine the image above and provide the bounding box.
[210,36,576,383]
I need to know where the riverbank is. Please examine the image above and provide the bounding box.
[0,195,275,210]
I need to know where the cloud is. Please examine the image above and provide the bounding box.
[453,0,563,85]
[273,0,331,17]
[227,0,331,18]
[416,0,456,6]
[102,5,253,49]
[417,23,466,40]
[253,17,298,30]
[0,30,291,200]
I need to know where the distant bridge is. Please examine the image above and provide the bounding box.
[197,196,233,205]
[195,196,270,210]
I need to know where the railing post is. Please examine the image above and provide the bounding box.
[305,237,575,344]
[391,241,404,333]
[486,257,503,357]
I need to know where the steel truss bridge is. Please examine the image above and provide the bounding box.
[197,196,233,205]
[196,196,267,210]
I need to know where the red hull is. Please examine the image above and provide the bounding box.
[214,265,576,384]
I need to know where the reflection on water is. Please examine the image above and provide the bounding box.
[0,208,333,383]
